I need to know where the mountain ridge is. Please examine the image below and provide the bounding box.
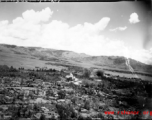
[0,43,152,74]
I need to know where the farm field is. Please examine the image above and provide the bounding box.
[105,71,152,81]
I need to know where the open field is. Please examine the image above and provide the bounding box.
[105,71,152,81]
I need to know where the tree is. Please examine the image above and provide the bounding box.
[84,100,90,110]
[58,90,66,99]
[0,65,9,72]
[96,70,104,78]
[56,104,77,120]
[40,114,46,120]
[83,68,91,78]
[71,97,77,105]
[33,104,40,112]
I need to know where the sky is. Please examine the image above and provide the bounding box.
[0,2,152,64]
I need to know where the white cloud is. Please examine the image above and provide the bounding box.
[128,49,152,65]
[0,20,9,25]
[129,12,140,24]
[119,26,127,31]
[23,7,53,24]
[110,26,127,32]
[0,7,110,51]
[0,8,152,64]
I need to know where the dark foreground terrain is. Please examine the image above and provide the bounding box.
[0,65,152,120]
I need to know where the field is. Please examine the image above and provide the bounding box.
[105,70,152,81]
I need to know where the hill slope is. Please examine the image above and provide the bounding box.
[0,44,152,74]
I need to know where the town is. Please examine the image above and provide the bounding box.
[0,65,151,120]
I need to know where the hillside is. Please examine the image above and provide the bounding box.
[0,44,152,74]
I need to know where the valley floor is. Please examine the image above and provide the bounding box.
[0,66,151,120]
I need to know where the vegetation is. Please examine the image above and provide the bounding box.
[82,68,91,78]
[0,65,151,120]
[56,104,77,120]
[96,69,104,78]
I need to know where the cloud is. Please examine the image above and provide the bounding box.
[23,7,53,24]
[0,20,9,25]
[0,7,110,51]
[0,8,152,65]
[12,7,53,25]
[128,49,152,65]
[109,26,127,32]
[129,12,140,24]
[1,7,53,42]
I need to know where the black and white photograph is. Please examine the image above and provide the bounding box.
[0,1,152,120]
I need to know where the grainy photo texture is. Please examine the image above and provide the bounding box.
[0,1,152,120]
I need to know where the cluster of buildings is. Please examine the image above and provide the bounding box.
[65,73,82,85]
[0,71,89,120]
[0,68,144,120]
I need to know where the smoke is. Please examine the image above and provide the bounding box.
[125,58,139,78]
[124,47,139,78]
